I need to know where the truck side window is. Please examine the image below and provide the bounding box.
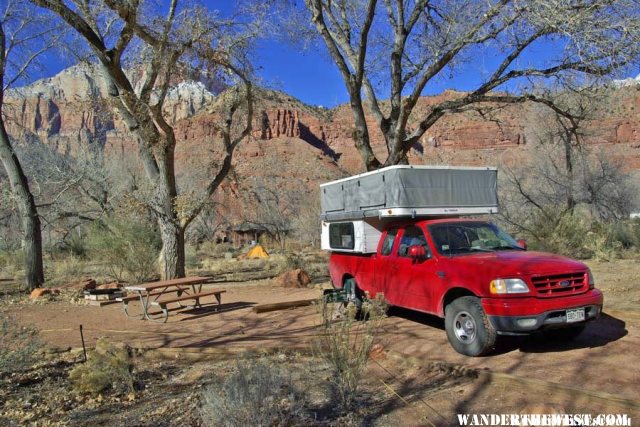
[398,226,430,257]
[380,229,398,256]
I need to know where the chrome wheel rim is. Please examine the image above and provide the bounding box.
[453,311,477,343]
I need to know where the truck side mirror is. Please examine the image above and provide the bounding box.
[517,239,527,250]
[408,245,428,260]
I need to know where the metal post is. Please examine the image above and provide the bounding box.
[79,324,87,362]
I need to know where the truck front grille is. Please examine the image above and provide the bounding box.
[530,272,587,297]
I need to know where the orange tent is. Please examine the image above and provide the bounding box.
[246,244,269,258]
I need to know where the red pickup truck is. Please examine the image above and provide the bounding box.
[328,218,604,356]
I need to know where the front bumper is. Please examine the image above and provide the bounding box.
[488,305,601,333]
[482,289,604,333]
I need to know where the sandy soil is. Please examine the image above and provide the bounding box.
[2,259,639,425]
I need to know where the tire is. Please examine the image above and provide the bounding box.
[543,324,586,341]
[344,278,365,319]
[445,296,497,356]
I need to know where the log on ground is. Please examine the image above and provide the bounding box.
[252,298,317,313]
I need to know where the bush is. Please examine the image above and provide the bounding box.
[583,231,622,261]
[525,212,592,258]
[200,357,305,427]
[0,249,24,276]
[69,338,134,396]
[314,293,387,411]
[63,231,89,258]
[282,253,304,272]
[519,211,639,260]
[0,312,41,375]
[51,256,87,282]
[209,242,236,257]
[87,215,161,284]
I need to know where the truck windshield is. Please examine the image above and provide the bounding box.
[428,222,524,256]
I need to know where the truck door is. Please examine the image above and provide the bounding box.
[374,228,399,303]
[384,225,437,312]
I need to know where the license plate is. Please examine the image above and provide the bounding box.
[566,308,585,323]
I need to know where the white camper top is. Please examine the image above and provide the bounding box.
[320,164,497,188]
[320,164,499,221]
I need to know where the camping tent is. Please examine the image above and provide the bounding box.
[246,244,269,258]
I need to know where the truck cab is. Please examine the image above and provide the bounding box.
[328,218,603,356]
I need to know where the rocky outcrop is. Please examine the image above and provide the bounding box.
[276,269,312,288]
[5,65,640,177]
[258,109,301,139]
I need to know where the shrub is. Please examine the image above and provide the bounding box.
[87,215,161,284]
[68,338,134,396]
[520,211,636,260]
[282,253,304,272]
[210,242,236,257]
[314,293,388,411]
[200,357,305,427]
[0,249,24,276]
[63,231,89,258]
[526,212,592,258]
[0,312,41,375]
[51,256,87,282]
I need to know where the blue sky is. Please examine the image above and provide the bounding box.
[26,2,640,108]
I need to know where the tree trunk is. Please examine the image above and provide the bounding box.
[158,219,185,279]
[0,121,45,290]
[350,88,381,171]
[563,128,576,214]
[154,142,186,279]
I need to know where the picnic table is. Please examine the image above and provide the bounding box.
[118,276,226,323]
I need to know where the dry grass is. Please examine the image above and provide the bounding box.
[69,338,134,396]
[314,293,388,411]
[0,312,42,375]
[200,356,307,426]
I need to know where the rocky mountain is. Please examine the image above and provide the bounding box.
[612,73,640,88]
[5,65,640,183]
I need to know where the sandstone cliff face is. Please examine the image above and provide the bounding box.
[5,65,640,177]
[4,64,217,151]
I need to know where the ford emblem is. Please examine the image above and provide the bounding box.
[559,280,571,287]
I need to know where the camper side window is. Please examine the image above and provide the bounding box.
[329,223,355,250]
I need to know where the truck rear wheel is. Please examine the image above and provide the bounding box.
[445,296,496,356]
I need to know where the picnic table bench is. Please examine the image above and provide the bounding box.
[118,276,225,323]
[150,290,226,320]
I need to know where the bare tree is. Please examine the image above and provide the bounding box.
[13,137,133,248]
[31,0,259,278]
[295,0,640,170]
[292,189,321,248]
[0,0,60,289]
[242,180,297,251]
[499,99,635,239]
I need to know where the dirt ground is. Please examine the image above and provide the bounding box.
[2,259,640,425]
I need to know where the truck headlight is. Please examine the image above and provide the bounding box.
[587,269,595,289]
[490,278,530,294]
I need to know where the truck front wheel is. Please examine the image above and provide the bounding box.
[445,296,496,356]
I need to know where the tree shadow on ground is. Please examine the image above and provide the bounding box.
[388,308,627,355]
[503,312,627,354]
[387,306,445,330]
[177,301,256,321]
[358,359,475,426]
